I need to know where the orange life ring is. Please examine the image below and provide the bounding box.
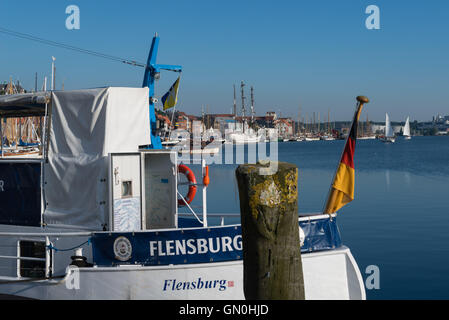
[178,164,197,206]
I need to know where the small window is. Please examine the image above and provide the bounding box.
[121,180,133,198]
[18,241,46,278]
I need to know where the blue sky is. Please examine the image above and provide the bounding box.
[1,0,448,122]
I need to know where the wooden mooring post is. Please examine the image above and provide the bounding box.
[236,161,305,300]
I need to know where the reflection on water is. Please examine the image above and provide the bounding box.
[403,171,411,188]
[385,169,390,190]
[179,136,449,299]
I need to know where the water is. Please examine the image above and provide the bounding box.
[179,136,449,299]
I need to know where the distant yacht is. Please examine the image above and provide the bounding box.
[380,113,395,143]
[403,116,411,140]
[228,130,263,144]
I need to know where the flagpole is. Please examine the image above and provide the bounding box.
[321,96,369,214]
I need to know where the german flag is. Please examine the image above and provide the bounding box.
[323,96,369,214]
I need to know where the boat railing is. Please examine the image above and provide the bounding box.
[0,232,91,281]
[178,212,240,226]
[177,212,332,226]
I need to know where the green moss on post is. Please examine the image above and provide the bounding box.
[236,161,305,300]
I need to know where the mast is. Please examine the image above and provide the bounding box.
[313,112,316,134]
[233,84,237,120]
[51,56,56,91]
[318,112,320,133]
[201,105,205,128]
[240,81,246,133]
[250,86,255,126]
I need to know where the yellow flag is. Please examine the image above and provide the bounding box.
[161,77,180,110]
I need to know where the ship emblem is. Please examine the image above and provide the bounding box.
[113,236,132,261]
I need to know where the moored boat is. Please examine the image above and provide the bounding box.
[0,34,366,300]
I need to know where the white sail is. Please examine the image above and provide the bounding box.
[403,116,410,137]
[385,113,393,138]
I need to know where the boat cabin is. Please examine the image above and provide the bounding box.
[0,87,180,232]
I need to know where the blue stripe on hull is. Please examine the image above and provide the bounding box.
[92,216,341,267]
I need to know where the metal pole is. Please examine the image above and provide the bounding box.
[233,84,237,120]
[51,56,56,91]
[202,159,208,227]
[250,86,254,126]
[0,118,3,158]
[240,81,246,133]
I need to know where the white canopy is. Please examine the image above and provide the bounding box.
[43,87,150,230]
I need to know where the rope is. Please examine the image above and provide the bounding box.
[0,26,147,68]
[46,238,91,252]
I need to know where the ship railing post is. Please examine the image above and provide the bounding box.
[0,117,3,158]
[45,236,51,278]
[202,159,208,227]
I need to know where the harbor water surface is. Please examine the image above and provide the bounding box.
[178,136,449,299]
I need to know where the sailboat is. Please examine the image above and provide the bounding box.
[380,113,395,143]
[403,116,411,140]
[228,82,263,144]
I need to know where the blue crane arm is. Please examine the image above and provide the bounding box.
[142,35,182,149]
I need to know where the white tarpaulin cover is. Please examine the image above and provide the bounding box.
[43,87,150,230]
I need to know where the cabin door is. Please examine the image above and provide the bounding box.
[109,153,142,231]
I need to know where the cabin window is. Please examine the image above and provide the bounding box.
[121,180,133,198]
[18,240,47,278]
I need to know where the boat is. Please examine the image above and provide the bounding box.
[161,139,180,147]
[320,135,335,141]
[304,136,320,142]
[0,34,365,300]
[358,135,376,140]
[380,113,395,143]
[358,114,376,140]
[228,129,263,144]
[178,145,220,155]
[403,116,411,140]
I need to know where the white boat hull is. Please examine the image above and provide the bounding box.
[178,147,220,154]
[380,137,395,143]
[228,133,263,144]
[0,246,365,300]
